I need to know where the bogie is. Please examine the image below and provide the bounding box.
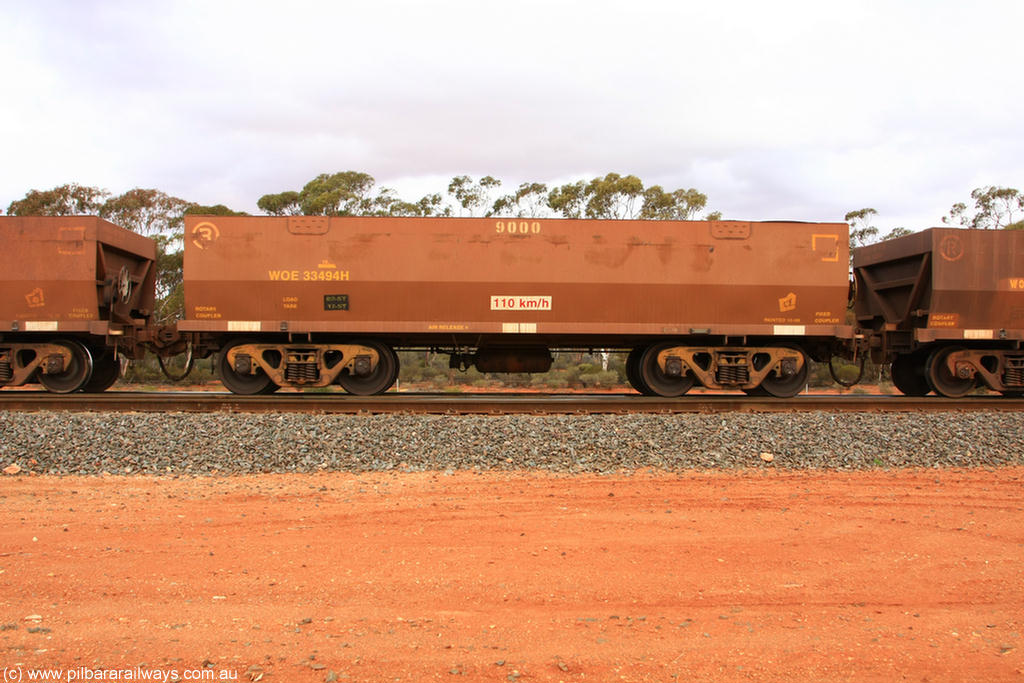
[215,338,400,395]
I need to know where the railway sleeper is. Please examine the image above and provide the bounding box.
[655,345,806,391]
[224,342,381,388]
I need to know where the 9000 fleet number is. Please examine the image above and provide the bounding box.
[495,221,541,235]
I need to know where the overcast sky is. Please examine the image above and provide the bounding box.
[1,0,1021,231]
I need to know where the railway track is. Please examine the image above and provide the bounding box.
[1,391,1021,414]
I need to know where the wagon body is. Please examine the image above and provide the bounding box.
[0,216,157,392]
[854,227,1024,344]
[182,215,852,345]
[853,227,1024,396]
[0,216,156,330]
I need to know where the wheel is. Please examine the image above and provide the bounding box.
[625,347,653,395]
[80,349,121,392]
[758,347,809,398]
[638,343,694,397]
[39,339,94,393]
[926,346,973,398]
[890,351,931,396]
[337,341,399,395]
[216,338,277,395]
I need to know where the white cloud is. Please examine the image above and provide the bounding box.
[2,0,1022,229]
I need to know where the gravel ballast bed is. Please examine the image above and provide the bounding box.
[1,411,1022,475]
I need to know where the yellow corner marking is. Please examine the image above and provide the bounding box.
[812,234,840,262]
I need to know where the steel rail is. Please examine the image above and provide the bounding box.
[0,391,1022,414]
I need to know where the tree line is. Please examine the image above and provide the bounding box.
[255,171,720,221]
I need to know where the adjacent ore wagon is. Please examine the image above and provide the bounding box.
[0,216,158,392]
[854,227,1024,397]
[182,215,853,396]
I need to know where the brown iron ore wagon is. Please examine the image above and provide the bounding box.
[182,215,854,396]
[854,227,1024,397]
[0,216,159,392]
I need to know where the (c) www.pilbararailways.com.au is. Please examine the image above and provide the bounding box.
[2,667,238,682]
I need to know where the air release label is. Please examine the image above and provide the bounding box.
[490,295,552,311]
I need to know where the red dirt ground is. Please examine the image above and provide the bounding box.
[1,468,1023,682]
